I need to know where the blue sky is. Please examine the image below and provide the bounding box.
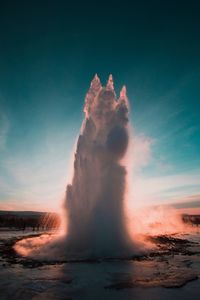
[0,0,200,211]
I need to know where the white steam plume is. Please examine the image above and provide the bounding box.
[65,74,133,257]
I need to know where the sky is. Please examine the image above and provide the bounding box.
[0,0,200,212]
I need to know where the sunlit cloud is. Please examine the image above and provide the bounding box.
[132,169,200,208]
[0,125,77,212]
[126,131,200,213]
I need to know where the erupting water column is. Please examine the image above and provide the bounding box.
[65,75,133,257]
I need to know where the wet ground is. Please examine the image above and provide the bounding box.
[0,230,200,300]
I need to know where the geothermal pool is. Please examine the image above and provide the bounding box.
[0,229,200,300]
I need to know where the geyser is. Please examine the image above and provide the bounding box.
[15,74,135,259]
[64,74,133,257]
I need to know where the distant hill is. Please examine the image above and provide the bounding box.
[0,210,47,216]
[0,210,60,230]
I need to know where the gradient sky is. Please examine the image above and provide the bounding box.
[0,0,200,212]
